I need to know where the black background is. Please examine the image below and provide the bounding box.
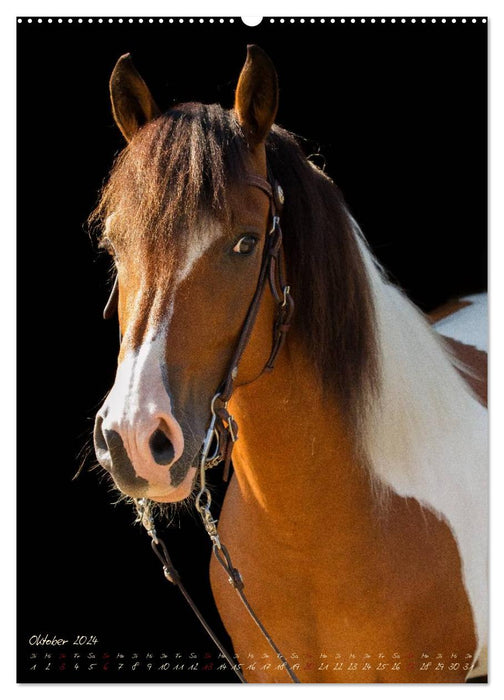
[17,16,487,683]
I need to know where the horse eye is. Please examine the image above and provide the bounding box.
[232,235,258,255]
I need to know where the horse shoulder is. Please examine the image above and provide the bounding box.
[212,474,476,682]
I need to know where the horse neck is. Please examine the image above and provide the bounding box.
[227,218,485,543]
[229,335,376,541]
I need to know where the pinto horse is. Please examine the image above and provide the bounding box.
[91,46,488,683]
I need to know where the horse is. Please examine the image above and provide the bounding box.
[90,45,488,683]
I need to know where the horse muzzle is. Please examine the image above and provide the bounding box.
[93,408,195,501]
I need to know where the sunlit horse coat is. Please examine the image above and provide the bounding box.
[92,46,488,682]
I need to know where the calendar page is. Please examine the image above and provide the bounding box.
[17,13,487,684]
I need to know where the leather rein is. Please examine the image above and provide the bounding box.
[104,170,298,682]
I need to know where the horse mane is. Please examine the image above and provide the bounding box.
[90,102,379,429]
[265,129,379,423]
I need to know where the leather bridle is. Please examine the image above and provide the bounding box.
[103,169,299,682]
[197,171,294,483]
[189,170,298,682]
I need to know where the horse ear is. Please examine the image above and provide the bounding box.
[109,53,161,142]
[234,45,278,149]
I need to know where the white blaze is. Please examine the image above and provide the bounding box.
[102,321,184,476]
[99,220,224,496]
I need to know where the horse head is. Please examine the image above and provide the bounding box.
[92,47,282,502]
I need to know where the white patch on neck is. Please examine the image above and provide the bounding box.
[434,294,488,352]
[351,217,488,661]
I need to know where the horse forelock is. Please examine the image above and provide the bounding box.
[89,103,248,268]
[89,103,380,428]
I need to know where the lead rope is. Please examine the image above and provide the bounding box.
[134,498,247,683]
[134,493,300,683]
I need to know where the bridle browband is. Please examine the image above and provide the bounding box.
[103,168,299,682]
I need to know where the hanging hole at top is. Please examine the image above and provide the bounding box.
[241,16,263,27]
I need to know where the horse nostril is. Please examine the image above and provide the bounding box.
[149,426,175,465]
